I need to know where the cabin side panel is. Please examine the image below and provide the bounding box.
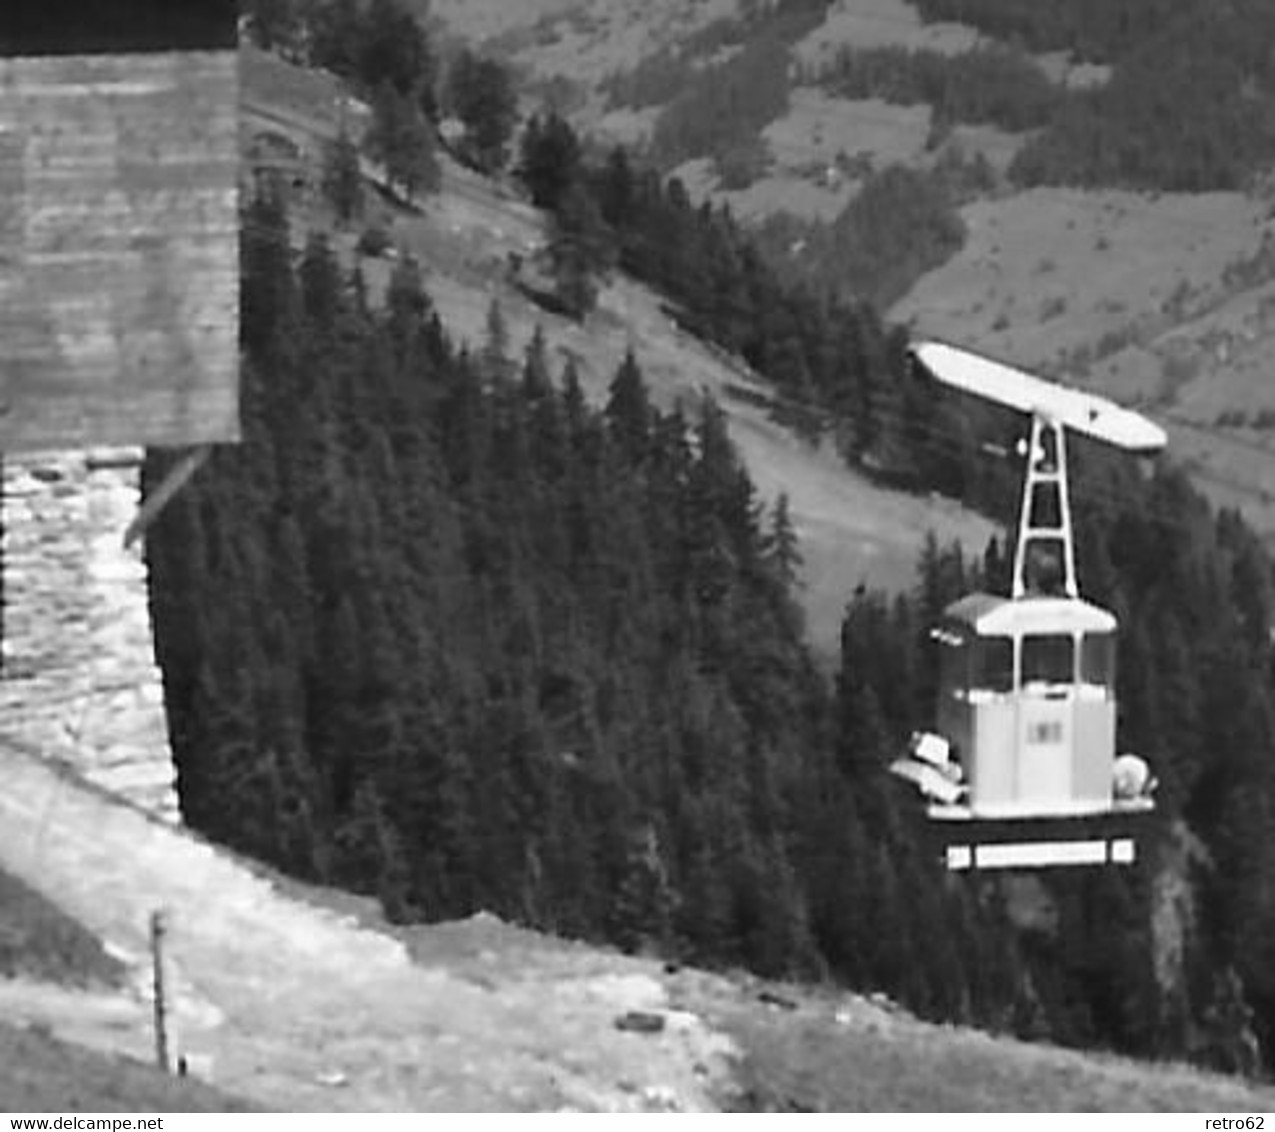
[1072,699,1116,807]
[970,700,1017,814]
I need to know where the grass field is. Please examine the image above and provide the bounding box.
[0,866,255,1111]
[0,1023,255,1113]
[890,187,1275,535]
[792,0,978,68]
[428,0,1275,546]
[0,868,124,989]
[892,189,1273,382]
[256,881,1275,1113]
[712,990,1275,1112]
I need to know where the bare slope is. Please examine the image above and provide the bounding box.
[0,867,124,989]
[0,738,740,1111]
[375,170,993,656]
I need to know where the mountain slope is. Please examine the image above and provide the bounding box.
[434,0,1275,546]
[0,737,739,1110]
[0,1021,253,1113]
[5,729,1275,1111]
[242,43,994,658]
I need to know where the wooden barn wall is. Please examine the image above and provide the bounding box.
[0,50,239,452]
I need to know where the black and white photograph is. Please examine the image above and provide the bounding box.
[2,0,1275,1117]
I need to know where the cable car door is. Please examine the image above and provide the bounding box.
[1017,696,1071,808]
[1016,634,1074,811]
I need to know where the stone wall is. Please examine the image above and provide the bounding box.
[0,449,178,821]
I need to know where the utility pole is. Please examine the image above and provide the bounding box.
[151,908,169,1073]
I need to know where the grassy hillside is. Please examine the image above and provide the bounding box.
[241,44,993,658]
[7,839,1275,1111]
[427,0,1275,546]
[4,747,1272,1112]
[0,868,124,989]
[0,867,254,1111]
[0,1024,255,1113]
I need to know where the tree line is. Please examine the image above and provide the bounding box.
[815,43,1064,133]
[909,0,1209,63]
[604,0,1275,196]
[1009,0,1275,192]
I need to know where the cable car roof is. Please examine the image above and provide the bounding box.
[912,340,1167,454]
[942,592,1117,636]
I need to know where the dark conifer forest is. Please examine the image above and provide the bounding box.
[145,186,1275,1077]
[151,0,1275,1081]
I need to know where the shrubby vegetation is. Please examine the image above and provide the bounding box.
[602,3,808,113]
[811,2,1275,193]
[910,0,1208,63]
[646,0,829,181]
[1010,0,1275,191]
[793,162,971,310]
[648,36,793,178]
[818,43,1064,132]
[364,81,439,197]
[445,48,520,174]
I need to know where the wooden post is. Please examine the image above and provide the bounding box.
[124,445,211,549]
[151,909,169,1073]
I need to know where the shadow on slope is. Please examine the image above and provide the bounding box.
[0,1023,256,1113]
[0,867,124,990]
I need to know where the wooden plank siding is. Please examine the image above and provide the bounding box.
[0,50,239,450]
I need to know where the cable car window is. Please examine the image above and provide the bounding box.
[1028,482,1061,528]
[1024,538,1067,595]
[1021,634,1075,686]
[939,634,967,697]
[970,636,1014,694]
[1080,632,1115,687]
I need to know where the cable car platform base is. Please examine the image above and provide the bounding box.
[925,800,1155,871]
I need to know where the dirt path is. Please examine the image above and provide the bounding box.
[0,738,738,1111]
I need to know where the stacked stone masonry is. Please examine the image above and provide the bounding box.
[0,449,178,821]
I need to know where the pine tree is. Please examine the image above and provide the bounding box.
[322,130,364,226]
[308,0,365,81]
[766,493,802,590]
[447,48,519,172]
[547,182,616,319]
[365,82,440,199]
[521,325,553,401]
[360,0,437,112]
[480,297,515,384]
[519,113,583,211]
[604,348,652,463]
[243,0,302,56]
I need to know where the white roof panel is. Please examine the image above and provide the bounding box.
[913,340,1167,454]
[944,593,1117,635]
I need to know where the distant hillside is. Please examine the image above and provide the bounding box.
[429,0,1275,546]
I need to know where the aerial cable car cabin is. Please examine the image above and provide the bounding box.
[889,342,1163,871]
